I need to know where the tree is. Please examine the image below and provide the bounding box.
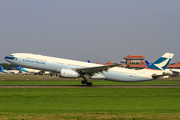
[0,63,16,70]
[125,64,131,69]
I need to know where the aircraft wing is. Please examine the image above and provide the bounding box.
[75,63,121,74]
[171,69,180,73]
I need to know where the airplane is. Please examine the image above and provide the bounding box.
[170,69,180,76]
[0,65,22,74]
[16,66,50,75]
[4,53,174,86]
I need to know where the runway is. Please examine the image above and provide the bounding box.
[0,85,180,88]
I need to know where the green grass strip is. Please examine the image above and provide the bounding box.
[0,88,180,119]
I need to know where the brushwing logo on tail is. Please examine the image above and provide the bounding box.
[147,53,174,71]
[154,56,171,70]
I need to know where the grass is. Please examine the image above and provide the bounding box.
[0,88,180,119]
[0,75,180,85]
[0,75,180,119]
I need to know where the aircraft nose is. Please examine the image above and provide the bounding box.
[4,56,8,60]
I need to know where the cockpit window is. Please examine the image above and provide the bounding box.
[9,55,14,57]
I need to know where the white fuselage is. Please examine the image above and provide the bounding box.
[4,53,165,82]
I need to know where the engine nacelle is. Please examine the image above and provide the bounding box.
[60,69,80,78]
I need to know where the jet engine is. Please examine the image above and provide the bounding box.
[59,69,80,78]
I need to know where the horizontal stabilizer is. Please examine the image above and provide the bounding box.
[152,73,172,79]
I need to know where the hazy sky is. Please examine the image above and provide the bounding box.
[0,0,180,64]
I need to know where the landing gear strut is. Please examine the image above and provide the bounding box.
[81,74,92,86]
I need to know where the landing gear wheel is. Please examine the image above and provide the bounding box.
[87,82,92,86]
[81,80,87,84]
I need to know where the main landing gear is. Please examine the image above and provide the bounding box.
[81,74,92,86]
[81,79,92,86]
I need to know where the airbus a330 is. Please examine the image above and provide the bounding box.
[5,53,174,86]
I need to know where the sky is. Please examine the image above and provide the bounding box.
[0,0,180,64]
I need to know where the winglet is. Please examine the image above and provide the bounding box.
[146,53,174,71]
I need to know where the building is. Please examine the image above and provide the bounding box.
[167,61,180,69]
[123,55,145,64]
[104,61,113,65]
[120,55,147,69]
[96,55,180,70]
[124,62,147,69]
